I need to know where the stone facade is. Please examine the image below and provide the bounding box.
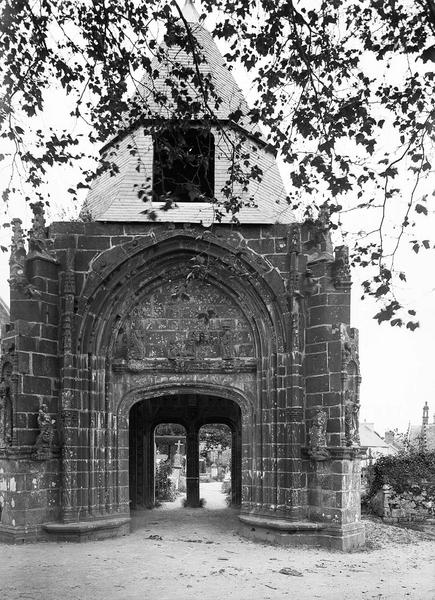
[0,210,364,549]
[0,3,365,550]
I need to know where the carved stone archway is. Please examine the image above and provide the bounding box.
[127,391,242,510]
[116,383,252,515]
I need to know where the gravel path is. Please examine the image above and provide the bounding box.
[0,483,434,600]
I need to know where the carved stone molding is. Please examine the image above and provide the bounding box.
[302,446,366,461]
[62,249,76,355]
[113,357,257,374]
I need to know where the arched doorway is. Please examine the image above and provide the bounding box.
[128,393,241,510]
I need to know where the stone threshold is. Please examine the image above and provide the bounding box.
[239,514,325,532]
[43,516,130,534]
[42,516,131,542]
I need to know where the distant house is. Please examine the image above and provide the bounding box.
[407,402,435,452]
[359,421,398,467]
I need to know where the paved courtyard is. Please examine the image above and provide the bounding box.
[0,483,434,600]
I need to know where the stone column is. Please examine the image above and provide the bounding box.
[185,425,200,507]
[143,422,154,508]
[231,425,242,506]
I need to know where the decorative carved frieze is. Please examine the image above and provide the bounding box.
[114,357,257,374]
[114,279,255,363]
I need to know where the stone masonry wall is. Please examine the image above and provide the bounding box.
[0,215,363,548]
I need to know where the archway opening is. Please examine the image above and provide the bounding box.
[199,423,232,510]
[128,393,242,512]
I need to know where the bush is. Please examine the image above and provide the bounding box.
[368,450,435,497]
[155,461,177,502]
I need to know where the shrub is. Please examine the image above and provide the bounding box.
[368,450,435,497]
[155,461,177,502]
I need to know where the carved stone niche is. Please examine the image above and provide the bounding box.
[307,409,330,461]
[340,325,361,447]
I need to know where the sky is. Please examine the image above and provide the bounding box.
[0,0,434,437]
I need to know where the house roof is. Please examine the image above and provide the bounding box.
[82,1,293,225]
[359,422,394,450]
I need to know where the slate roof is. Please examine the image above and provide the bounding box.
[83,2,293,225]
[360,422,394,450]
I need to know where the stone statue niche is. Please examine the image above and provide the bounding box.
[344,361,360,446]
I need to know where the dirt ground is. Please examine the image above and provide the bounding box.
[1,482,434,600]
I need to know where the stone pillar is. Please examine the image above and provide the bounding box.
[143,422,154,508]
[185,425,200,507]
[231,425,242,506]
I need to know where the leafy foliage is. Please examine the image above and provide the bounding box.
[368,450,435,496]
[155,460,177,501]
[199,424,231,457]
[1,0,434,323]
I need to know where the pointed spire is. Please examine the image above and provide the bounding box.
[182,0,200,23]
[28,201,55,260]
[423,401,429,426]
[9,218,27,287]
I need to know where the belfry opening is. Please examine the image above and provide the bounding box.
[128,393,241,511]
